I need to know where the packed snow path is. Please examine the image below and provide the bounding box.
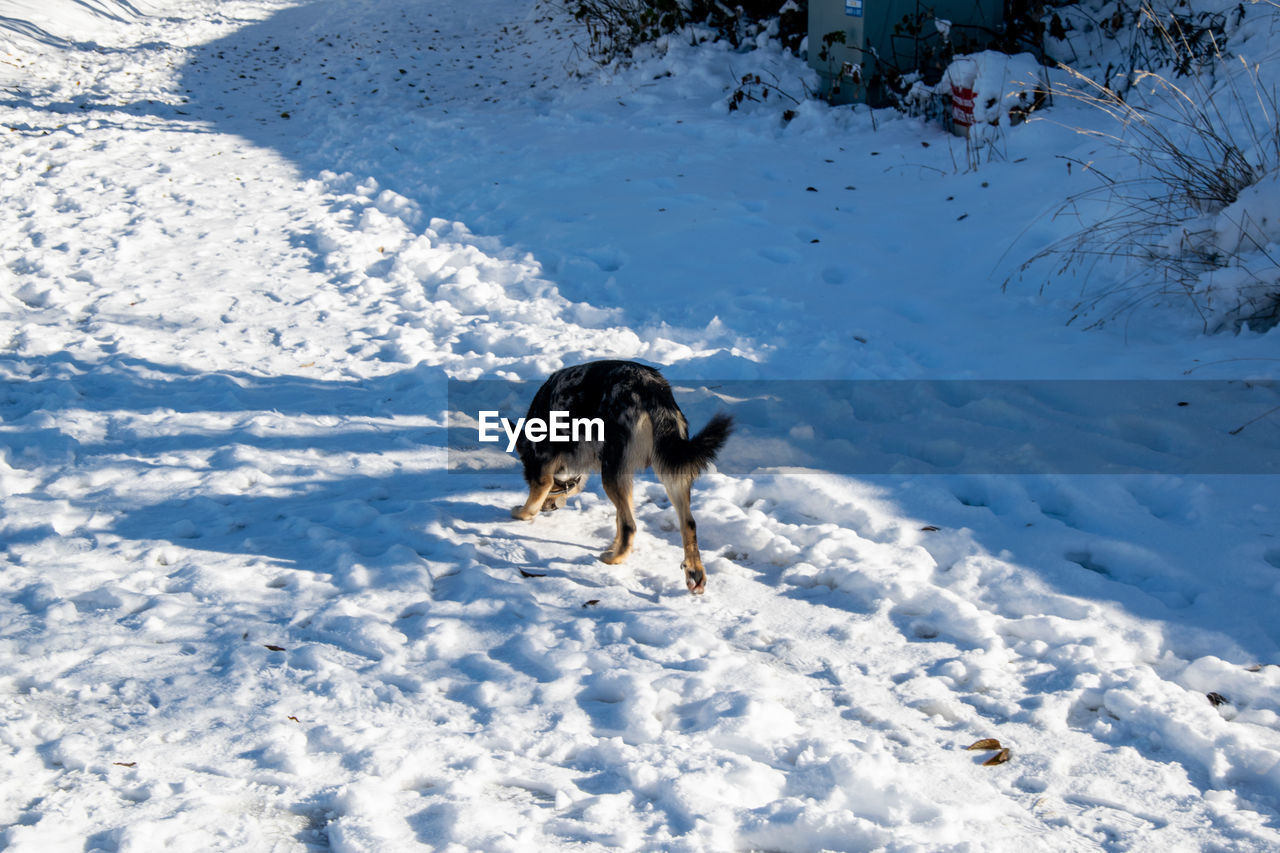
[2,0,1280,850]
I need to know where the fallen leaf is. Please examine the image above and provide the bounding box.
[519,569,545,578]
[288,715,301,723]
[264,644,286,652]
[965,738,1002,751]
[583,599,600,608]
[1207,691,1229,707]
[920,525,941,532]
[983,748,1012,766]
[113,761,137,768]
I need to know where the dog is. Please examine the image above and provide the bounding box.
[510,360,733,594]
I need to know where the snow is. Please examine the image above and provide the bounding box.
[2,0,1279,850]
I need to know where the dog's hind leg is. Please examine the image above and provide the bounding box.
[664,476,707,594]
[600,468,637,565]
[512,462,557,521]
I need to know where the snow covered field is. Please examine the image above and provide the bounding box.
[2,0,1279,849]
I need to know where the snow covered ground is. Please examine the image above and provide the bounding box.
[2,0,1280,849]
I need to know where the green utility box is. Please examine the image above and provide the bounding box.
[808,0,1004,103]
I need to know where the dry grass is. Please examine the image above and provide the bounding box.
[1009,3,1280,331]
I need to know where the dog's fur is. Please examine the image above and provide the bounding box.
[511,360,733,594]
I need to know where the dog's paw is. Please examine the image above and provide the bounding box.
[600,548,629,565]
[682,560,706,595]
[511,506,537,521]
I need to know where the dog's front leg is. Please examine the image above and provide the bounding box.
[600,475,636,564]
[512,468,556,521]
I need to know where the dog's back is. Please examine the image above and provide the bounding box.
[512,360,732,594]
[516,360,730,479]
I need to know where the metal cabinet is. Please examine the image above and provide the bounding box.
[808,0,1004,104]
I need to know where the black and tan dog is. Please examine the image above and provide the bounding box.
[511,360,733,594]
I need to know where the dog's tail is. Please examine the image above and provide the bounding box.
[653,412,734,481]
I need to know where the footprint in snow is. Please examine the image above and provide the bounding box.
[759,246,798,264]
[1065,551,1110,577]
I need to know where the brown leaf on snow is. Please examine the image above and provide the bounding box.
[965,738,1002,751]
[113,761,137,768]
[519,569,546,578]
[1207,691,1229,707]
[264,644,287,652]
[583,599,600,608]
[983,748,1012,766]
[920,525,941,532]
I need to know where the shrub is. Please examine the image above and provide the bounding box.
[570,0,686,60]
[568,0,806,62]
[1010,3,1280,332]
